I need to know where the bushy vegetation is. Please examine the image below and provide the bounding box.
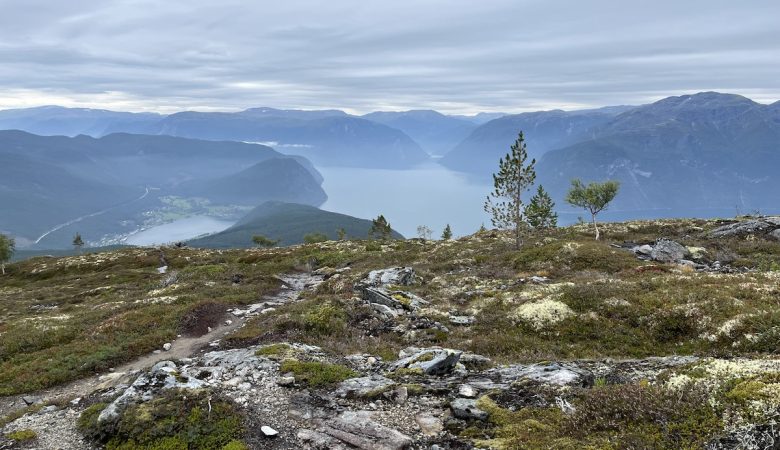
[78,390,246,449]
[279,359,356,387]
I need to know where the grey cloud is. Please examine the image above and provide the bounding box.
[0,0,778,113]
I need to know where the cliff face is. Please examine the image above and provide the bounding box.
[1,217,780,448]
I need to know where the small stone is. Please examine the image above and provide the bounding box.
[162,343,172,351]
[261,425,278,437]
[70,397,82,406]
[278,376,295,387]
[458,384,477,398]
[367,357,377,365]
[395,386,408,405]
[415,412,443,436]
[451,398,488,421]
[225,319,233,326]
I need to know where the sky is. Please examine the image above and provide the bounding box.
[0,0,779,114]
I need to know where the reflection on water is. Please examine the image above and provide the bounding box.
[126,216,234,246]
[319,163,493,239]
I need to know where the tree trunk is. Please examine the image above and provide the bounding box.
[592,213,600,240]
[1,263,5,275]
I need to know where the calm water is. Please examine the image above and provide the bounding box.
[125,216,234,246]
[319,163,493,239]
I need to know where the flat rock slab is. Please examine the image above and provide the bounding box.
[334,375,396,399]
[390,347,462,375]
[298,410,412,450]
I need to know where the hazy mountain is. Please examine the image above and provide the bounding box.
[177,158,327,207]
[440,106,633,175]
[144,110,430,168]
[188,201,404,248]
[536,92,780,214]
[0,106,162,137]
[0,131,325,247]
[0,106,431,169]
[362,110,477,155]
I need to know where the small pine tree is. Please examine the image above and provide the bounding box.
[441,224,453,240]
[336,228,347,240]
[0,234,15,275]
[72,233,84,253]
[525,185,558,229]
[369,215,392,240]
[252,235,279,248]
[565,179,620,240]
[484,132,536,249]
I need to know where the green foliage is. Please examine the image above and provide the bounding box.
[302,301,346,335]
[303,232,328,244]
[279,359,357,387]
[251,235,279,248]
[6,428,37,442]
[336,227,347,240]
[0,233,14,275]
[524,185,557,230]
[369,215,393,240]
[73,233,85,252]
[254,343,291,357]
[80,389,246,450]
[441,224,453,240]
[484,132,537,248]
[565,179,620,240]
[416,225,433,240]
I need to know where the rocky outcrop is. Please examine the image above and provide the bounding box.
[334,375,396,399]
[649,239,691,263]
[298,411,413,450]
[389,347,462,376]
[708,217,780,238]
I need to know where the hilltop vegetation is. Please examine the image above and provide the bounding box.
[1,217,780,448]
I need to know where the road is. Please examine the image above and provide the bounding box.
[34,187,151,245]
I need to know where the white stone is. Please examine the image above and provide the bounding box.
[261,425,278,437]
[162,343,172,351]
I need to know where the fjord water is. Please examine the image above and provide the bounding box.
[319,162,493,238]
[125,216,234,246]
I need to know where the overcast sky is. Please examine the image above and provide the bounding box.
[0,0,778,114]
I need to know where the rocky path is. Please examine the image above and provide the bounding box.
[0,272,324,447]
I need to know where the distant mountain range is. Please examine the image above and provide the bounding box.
[188,201,404,248]
[361,110,477,156]
[0,131,324,248]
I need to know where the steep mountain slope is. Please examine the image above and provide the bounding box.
[536,92,780,214]
[188,201,403,247]
[0,131,325,247]
[362,110,477,155]
[440,106,632,175]
[0,105,161,137]
[177,159,327,207]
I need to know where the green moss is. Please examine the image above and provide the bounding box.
[6,429,37,441]
[79,389,246,450]
[279,359,356,387]
[254,343,291,358]
[302,302,346,335]
[221,440,249,450]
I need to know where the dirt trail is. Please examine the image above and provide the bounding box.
[0,272,323,418]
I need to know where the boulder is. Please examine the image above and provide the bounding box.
[633,244,654,257]
[334,375,396,399]
[362,288,428,311]
[298,411,412,450]
[359,267,415,288]
[709,218,780,238]
[390,347,462,375]
[414,413,443,436]
[450,398,488,421]
[771,229,780,241]
[650,239,690,263]
[494,362,594,387]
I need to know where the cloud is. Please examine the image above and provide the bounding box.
[0,0,778,113]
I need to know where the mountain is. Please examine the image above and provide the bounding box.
[536,92,780,214]
[145,110,430,169]
[0,106,162,137]
[177,158,327,207]
[0,106,431,169]
[362,110,477,155]
[440,106,633,175]
[188,201,404,248]
[0,131,324,248]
